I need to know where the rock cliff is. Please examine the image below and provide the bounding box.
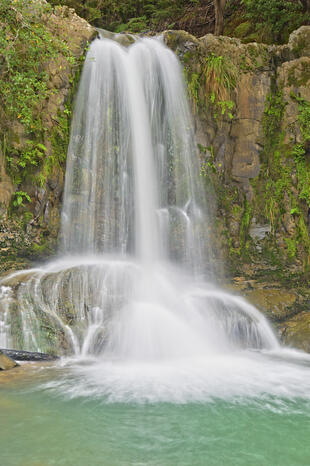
[164,27,310,350]
[0,0,96,273]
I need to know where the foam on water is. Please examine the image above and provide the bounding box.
[34,349,310,406]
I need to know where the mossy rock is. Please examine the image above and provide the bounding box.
[281,57,310,88]
[289,26,310,58]
[279,311,310,352]
[163,30,201,56]
[246,288,297,322]
[234,22,252,39]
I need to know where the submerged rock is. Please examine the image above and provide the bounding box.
[0,350,18,371]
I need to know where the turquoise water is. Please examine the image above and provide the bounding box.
[1,361,310,466]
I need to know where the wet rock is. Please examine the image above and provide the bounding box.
[0,349,58,362]
[163,30,200,57]
[278,56,310,144]
[279,312,310,352]
[245,289,297,322]
[0,350,18,370]
[249,219,270,241]
[228,279,310,352]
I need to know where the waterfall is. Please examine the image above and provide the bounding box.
[60,37,209,269]
[0,36,279,359]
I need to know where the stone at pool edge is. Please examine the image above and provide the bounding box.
[0,348,59,362]
[0,350,19,371]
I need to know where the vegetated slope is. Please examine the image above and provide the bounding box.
[46,0,310,43]
[0,0,95,271]
[225,0,310,44]
[46,0,216,36]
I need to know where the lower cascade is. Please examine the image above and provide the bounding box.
[1,35,310,402]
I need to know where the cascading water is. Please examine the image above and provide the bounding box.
[60,36,210,269]
[2,35,310,403]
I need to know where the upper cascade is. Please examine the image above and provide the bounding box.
[60,37,209,271]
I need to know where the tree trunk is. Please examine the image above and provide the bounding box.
[300,0,310,12]
[306,0,310,12]
[214,0,226,36]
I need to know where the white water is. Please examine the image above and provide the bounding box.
[1,36,310,403]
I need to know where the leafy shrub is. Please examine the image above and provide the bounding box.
[47,0,203,33]
[116,16,148,33]
[242,0,310,43]
[12,191,31,208]
[0,0,75,185]
[0,0,73,131]
[204,53,237,102]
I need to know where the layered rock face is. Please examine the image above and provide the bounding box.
[165,27,310,350]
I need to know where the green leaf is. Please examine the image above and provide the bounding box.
[37,143,47,152]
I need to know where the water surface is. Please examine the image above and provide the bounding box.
[1,356,310,466]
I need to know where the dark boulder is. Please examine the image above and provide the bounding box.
[0,348,59,362]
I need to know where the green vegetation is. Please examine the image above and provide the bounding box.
[43,0,310,45]
[204,53,236,119]
[0,0,75,186]
[241,0,310,43]
[0,0,91,268]
[239,200,252,250]
[291,94,310,206]
[186,52,237,119]
[47,0,207,33]
[252,90,310,269]
[12,191,31,208]
[254,92,291,237]
[0,0,73,129]
[224,0,310,44]
[204,53,236,108]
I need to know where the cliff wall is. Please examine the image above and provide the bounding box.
[165,27,310,350]
[0,0,96,272]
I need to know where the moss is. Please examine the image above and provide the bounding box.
[285,237,297,259]
[287,60,310,87]
[26,240,55,259]
[0,0,78,191]
[0,3,91,271]
[249,88,310,273]
[240,200,252,250]
[164,30,199,53]
[234,22,252,39]
[242,32,262,44]
[291,37,307,59]
[232,204,242,216]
